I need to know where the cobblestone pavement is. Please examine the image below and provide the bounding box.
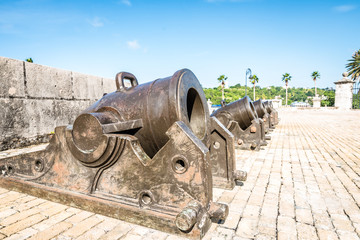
[1,109,360,240]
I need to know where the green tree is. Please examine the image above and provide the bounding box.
[282,73,292,106]
[249,74,259,101]
[346,50,360,81]
[217,75,228,101]
[311,71,320,96]
[25,58,33,63]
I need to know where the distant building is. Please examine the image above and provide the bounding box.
[290,101,311,107]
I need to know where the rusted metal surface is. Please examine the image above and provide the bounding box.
[0,69,228,239]
[211,96,264,151]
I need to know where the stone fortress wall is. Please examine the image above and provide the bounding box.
[0,56,114,151]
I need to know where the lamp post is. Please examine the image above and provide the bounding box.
[245,68,252,97]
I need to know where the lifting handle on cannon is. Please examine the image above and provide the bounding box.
[116,72,139,91]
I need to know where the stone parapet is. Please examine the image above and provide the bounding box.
[0,56,115,150]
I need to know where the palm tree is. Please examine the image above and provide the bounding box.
[217,75,228,101]
[282,73,292,106]
[250,74,259,100]
[311,71,320,96]
[346,50,360,81]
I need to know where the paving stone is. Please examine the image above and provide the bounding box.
[235,218,259,238]
[0,206,42,226]
[277,216,296,235]
[32,209,75,231]
[279,200,295,218]
[257,216,276,237]
[261,204,278,219]
[28,222,72,240]
[17,198,48,212]
[295,208,314,225]
[296,222,317,239]
[317,229,339,240]
[98,223,133,240]
[277,231,297,240]
[242,205,261,219]
[331,214,355,232]
[336,230,359,240]
[221,211,241,229]
[0,213,46,236]
[62,215,102,238]
[3,227,38,240]
[64,211,94,224]
[255,233,276,240]
[137,229,169,240]
[0,209,18,220]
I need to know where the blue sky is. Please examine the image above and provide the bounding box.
[0,0,359,89]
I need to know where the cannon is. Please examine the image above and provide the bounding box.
[210,96,266,151]
[0,69,231,239]
[253,99,272,140]
[263,101,279,127]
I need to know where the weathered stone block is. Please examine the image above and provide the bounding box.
[72,72,103,100]
[0,57,25,97]
[102,77,116,95]
[53,100,93,127]
[0,98,27,139]
[25,62,72,99]
[23,99,55,138]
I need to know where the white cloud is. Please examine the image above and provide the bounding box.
[121,0,131,6]
[89,17,103,27]
[333,5,356,12]
[127,40,141,50]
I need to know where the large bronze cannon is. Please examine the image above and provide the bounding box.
[263,100,279,127]
[0,69,231,239]
[211,96,266,151]
[253,99,272,139]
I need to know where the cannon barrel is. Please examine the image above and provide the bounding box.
[72,69,210,159]
[263,100,273,113]
[253,99,267,118]
[211,96,257,130]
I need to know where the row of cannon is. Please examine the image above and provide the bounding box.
[0,69,279,239]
